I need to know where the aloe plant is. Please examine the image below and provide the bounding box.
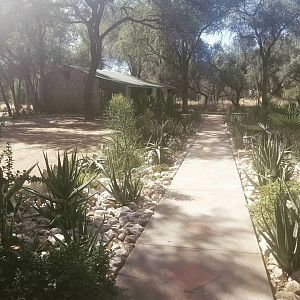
[260,183,300,275]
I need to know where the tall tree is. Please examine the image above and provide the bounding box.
[233,0,300,106]
[59,0,158,120]
[153,0,241,112]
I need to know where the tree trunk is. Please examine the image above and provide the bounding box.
[84,67,97,120]
[84,27,102,121]
[233,92,241,110]
[181,79,189,113]
[0,80,12,117]
[37,18,47,111]
[24,74,35,111]
[261,58,270,107]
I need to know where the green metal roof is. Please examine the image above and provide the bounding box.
[95,69,161,88]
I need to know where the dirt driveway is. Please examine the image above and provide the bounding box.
[0,116,112,175]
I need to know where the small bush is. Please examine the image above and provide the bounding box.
[0,246,49,300]
[105,134,144,174]
[106,95,144,173]
[106,94,138,141]
[249,180,300,230]
[0,240,114,300]
[47,239,114,300]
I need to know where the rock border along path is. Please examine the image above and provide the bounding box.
[115,115,274,300]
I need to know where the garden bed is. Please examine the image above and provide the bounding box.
[225,108,300,300]
[0,95,204,299]
[17,136,196,278]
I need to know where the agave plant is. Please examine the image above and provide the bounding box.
[26,150,95,230]
[251,134,294,186]
[146,137,172,165]
[101,155,143,207]
[260,183,300,275]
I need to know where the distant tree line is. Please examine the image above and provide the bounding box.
[0,0,299,119]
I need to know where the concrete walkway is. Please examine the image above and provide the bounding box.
[116,115,274,300]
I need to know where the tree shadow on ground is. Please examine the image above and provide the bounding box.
[114,190,274,299]
[113,115,274,299]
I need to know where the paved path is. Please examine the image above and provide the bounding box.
[116,115,274,300]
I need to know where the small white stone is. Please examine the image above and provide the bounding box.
[143,209,154,216]
[99,191,112,201]
[110,256,124,267]
[113,206,131,218]
[137,218,149,227]
[118,232,126,241]
[94,209,106,218]
[268,253,279,266]
[272,266,286,281]
[259,238,271,257]
[129,224,144,236]
[124,235,136,243]
[107,217,119,226]
[285,281,300,293]
[105,229,117,240]
[48,234,65,244]
[49,228,62,235]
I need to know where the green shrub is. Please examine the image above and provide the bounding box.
[106,95,143,173]
[260,182,300,275]
[47,239,114,300]
[105,134,144,174]
[0,246,50,300]
[249,180,300,230]
[134,95,177,120]
[106,94,138,140]
[0,240,114,300]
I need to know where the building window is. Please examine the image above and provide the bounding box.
[63,70,71,80]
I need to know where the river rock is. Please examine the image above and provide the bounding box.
[276,292,300,300]
[113,206,131,218]
[259,238,271,257]
[49,227,62,235]
[285,281,300,294]
[129,224,144,236]
[124,235,136,243]
[48,233,65,244]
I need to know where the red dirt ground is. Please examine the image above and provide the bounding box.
[0,116,112,175]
